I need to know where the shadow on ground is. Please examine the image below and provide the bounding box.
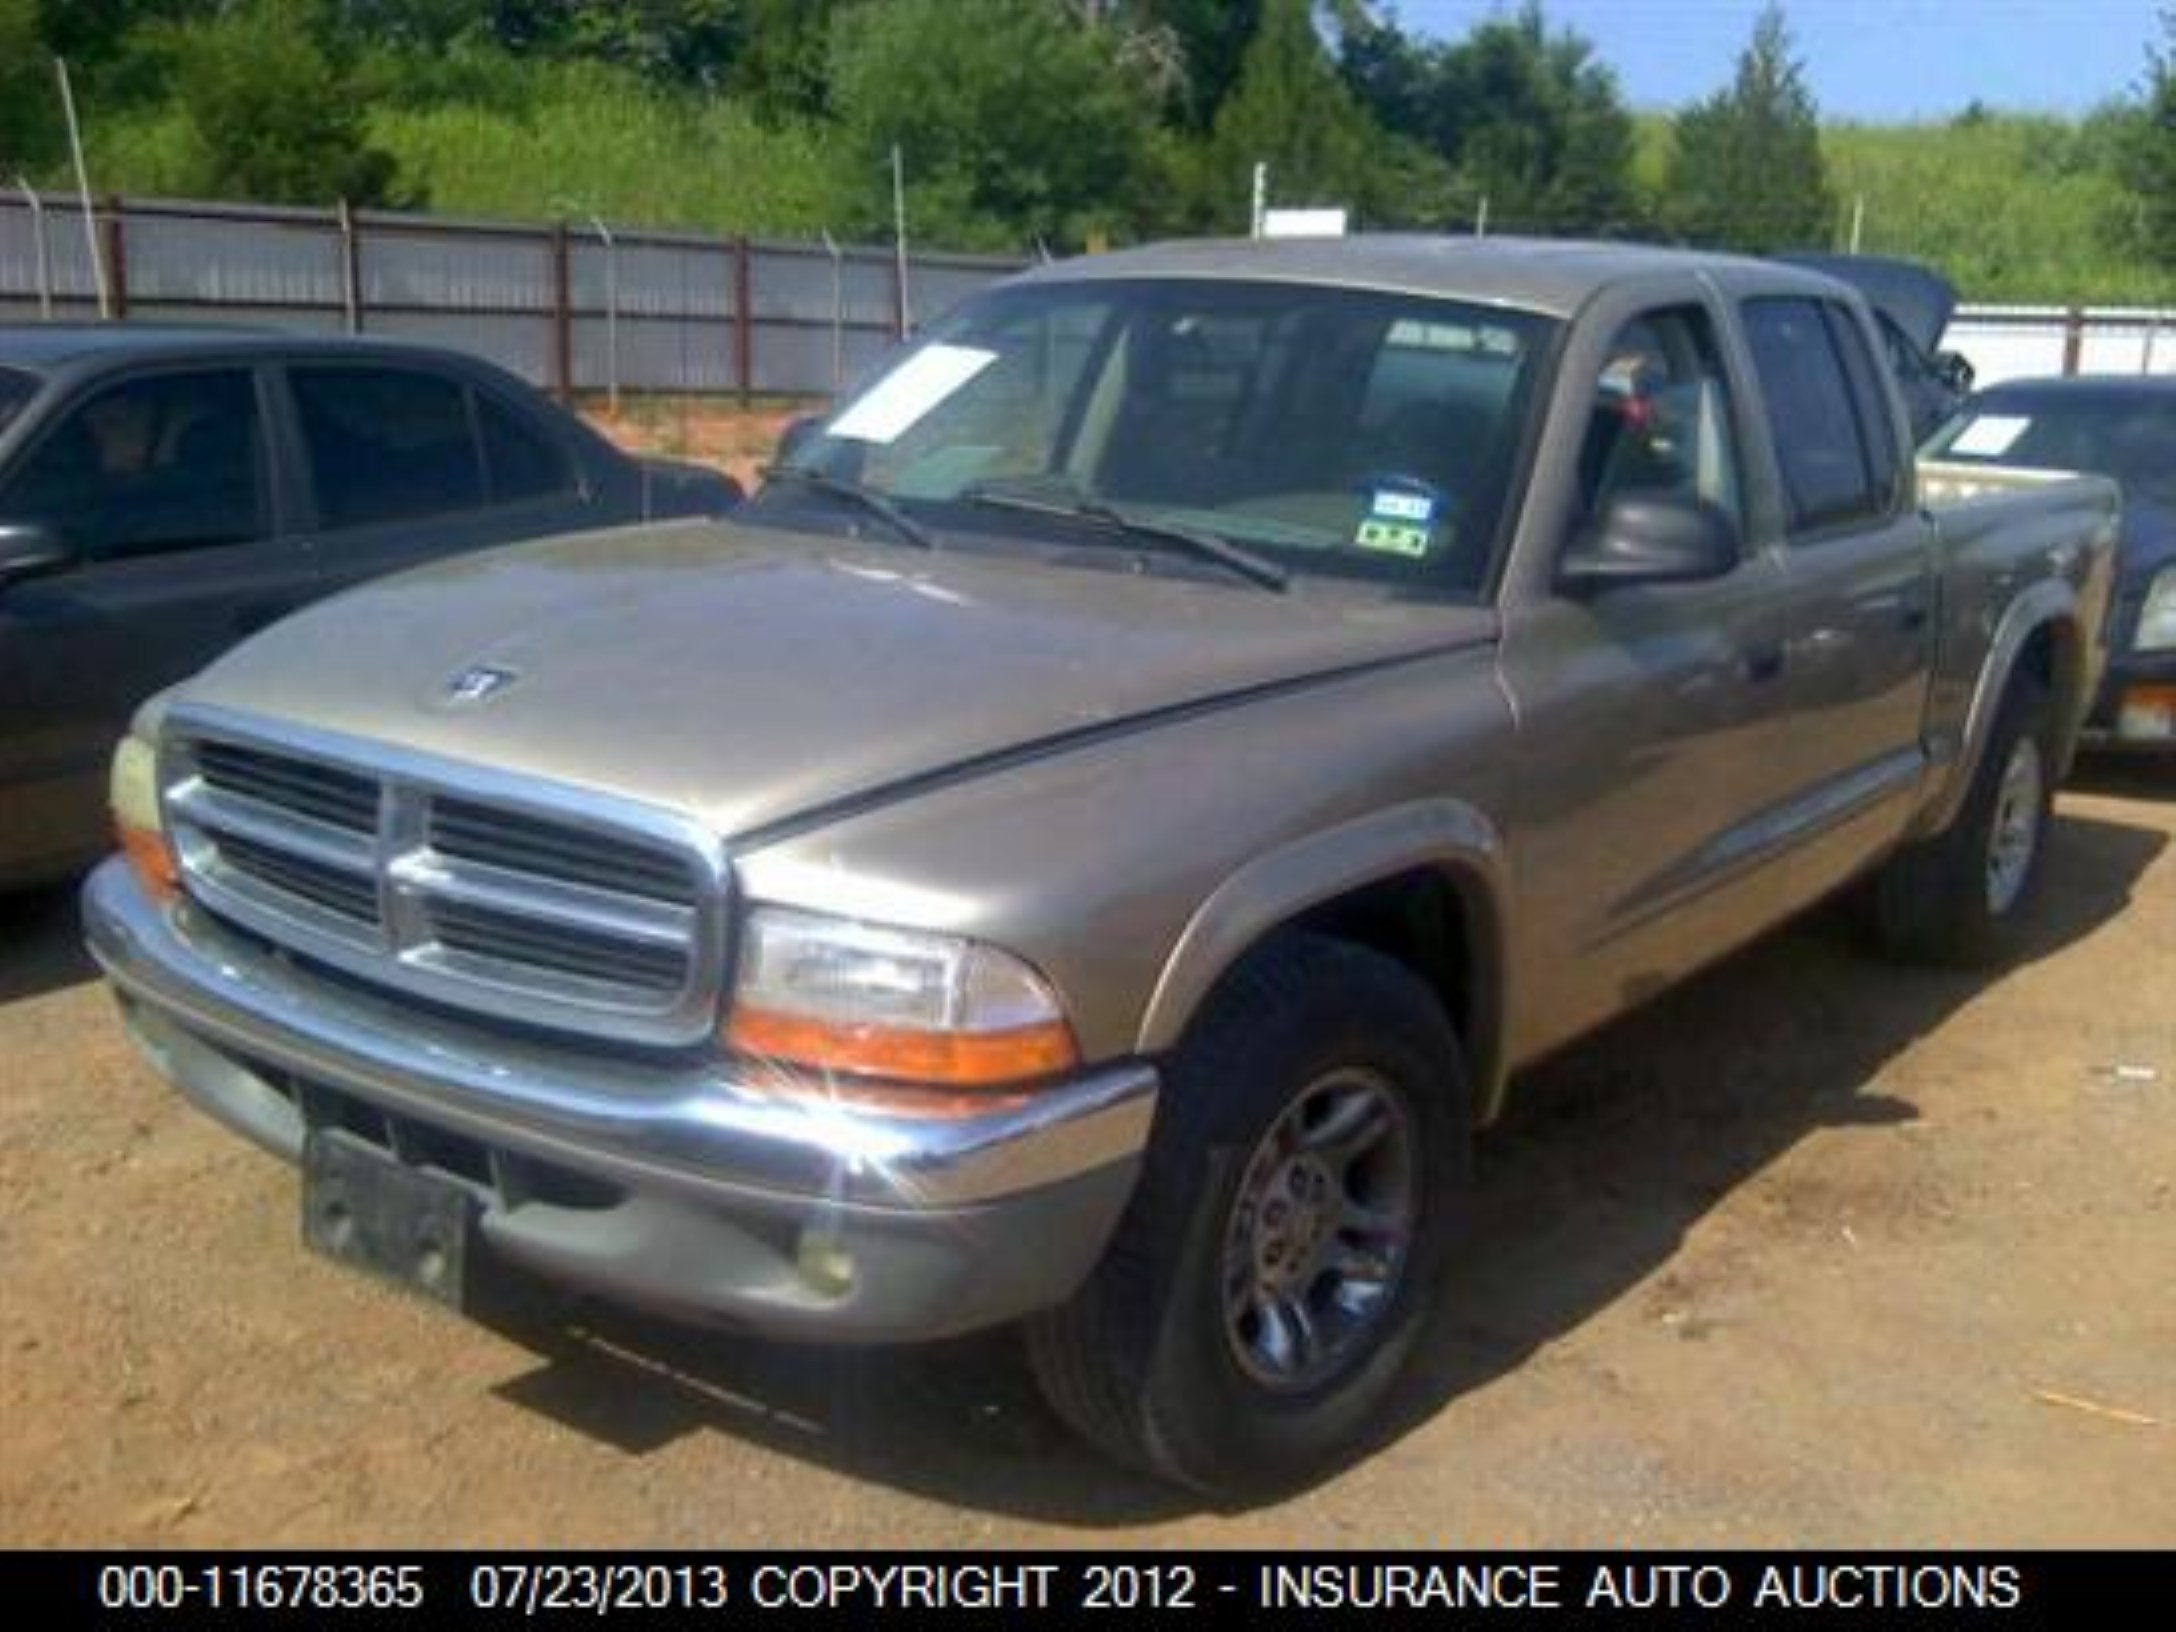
[461,806,2163,1525]
[0,877,94,1004]
[2069,753,2172,802]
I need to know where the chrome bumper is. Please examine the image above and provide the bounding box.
[83,860,1157,1340]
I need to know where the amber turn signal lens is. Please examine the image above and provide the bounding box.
[725,1006,1079,1093]
[119,822,180,904]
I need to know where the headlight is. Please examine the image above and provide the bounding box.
[110,734,178,903]
[2136,567,2176,653]
[724,906,1078,1091]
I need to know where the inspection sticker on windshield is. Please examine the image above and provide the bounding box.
[1951,414,2030,457]
[828,344,998,443]
[1355,487,1439,557]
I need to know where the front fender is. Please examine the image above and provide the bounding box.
[1135,798,1513,1122]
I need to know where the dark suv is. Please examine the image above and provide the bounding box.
[0,326,739,887]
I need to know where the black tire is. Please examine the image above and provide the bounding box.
[1025,932,1470,1496]
[1870,670,2056,967]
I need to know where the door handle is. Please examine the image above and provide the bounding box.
[1743,641,1785,683]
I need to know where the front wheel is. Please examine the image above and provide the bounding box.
[1026,933,1470,1495]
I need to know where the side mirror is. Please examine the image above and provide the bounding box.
[776,414,824,466]
[1558,494,1740,594]
[1935,350,1975,395]
[0,522,71,588]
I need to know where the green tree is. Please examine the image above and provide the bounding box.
[1341,3,1636,235]
[154,0,414,205]
[1,0,57,172]
[1435,2,1637,233]
[2117,9,2175,272]
[1666,3,1834,252]
[828,0,1160,251]
[1204,0,1389,224]
[1131,0,1263,129]
[727,0,844,120]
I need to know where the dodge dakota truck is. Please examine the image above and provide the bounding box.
[83,238,2118,1494]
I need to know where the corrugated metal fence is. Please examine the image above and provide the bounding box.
[5,191,2169,397]
[0,191,1027,400]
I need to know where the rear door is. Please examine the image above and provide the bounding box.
[279,361,597,594]
[1739,295,1936,892]
[0,363,302,878]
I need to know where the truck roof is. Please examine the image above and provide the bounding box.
[1020,234,1834,317]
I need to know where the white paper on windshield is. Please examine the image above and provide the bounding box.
[1951,414,2030,457]
[828,344,997,444]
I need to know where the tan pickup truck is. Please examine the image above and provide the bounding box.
[84,238,2118,1493]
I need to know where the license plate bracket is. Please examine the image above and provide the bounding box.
[302,1132,479,1310]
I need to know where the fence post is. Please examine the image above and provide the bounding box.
[337,200,363,334]
[734,235,753,407]
[821,230,844,394]
[16,180,54,318]
[2061,307,2084,376]
[550,221,573,404]
[102,195,128,319]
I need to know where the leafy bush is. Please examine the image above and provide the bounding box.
[369,59,844,233]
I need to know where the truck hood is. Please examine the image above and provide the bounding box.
[178,520,1495,839]
[1778,253,1958,353]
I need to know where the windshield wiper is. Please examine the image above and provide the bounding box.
[759,464,939,552]
[963,486,1289,593]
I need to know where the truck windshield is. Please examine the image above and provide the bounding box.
[759,279,1556,595]
[0,367,37,435]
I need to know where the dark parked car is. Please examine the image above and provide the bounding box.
[0,325,740,887]
[1778,253,1975,440]
[1924,374,2175,753]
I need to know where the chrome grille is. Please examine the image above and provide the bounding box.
[162,713,728,1046]
[194,739,379,833]
[428,797,696,905]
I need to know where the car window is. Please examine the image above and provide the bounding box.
[1743,297,1890,534]
[1825,305,1902,508]
[477,393,576,505]
[1926,391,2176,507]
[0,368,267,561]
[0,367,38,434]
[292,365,485,527]
[1577,307,1744,529]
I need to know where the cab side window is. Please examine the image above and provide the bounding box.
[1577,308,1744,530]
[1743,297,1900,534]
[0,369,268,562]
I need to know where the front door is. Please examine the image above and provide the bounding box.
[0,365,307,881]
[1499,299,1802,1061]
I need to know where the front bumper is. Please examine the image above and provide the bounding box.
[83,860,1157,1342]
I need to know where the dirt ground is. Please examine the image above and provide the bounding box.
[2,765,2170,1549]
[578,396,812,494]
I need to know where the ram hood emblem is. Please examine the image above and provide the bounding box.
[442,663,521,706]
